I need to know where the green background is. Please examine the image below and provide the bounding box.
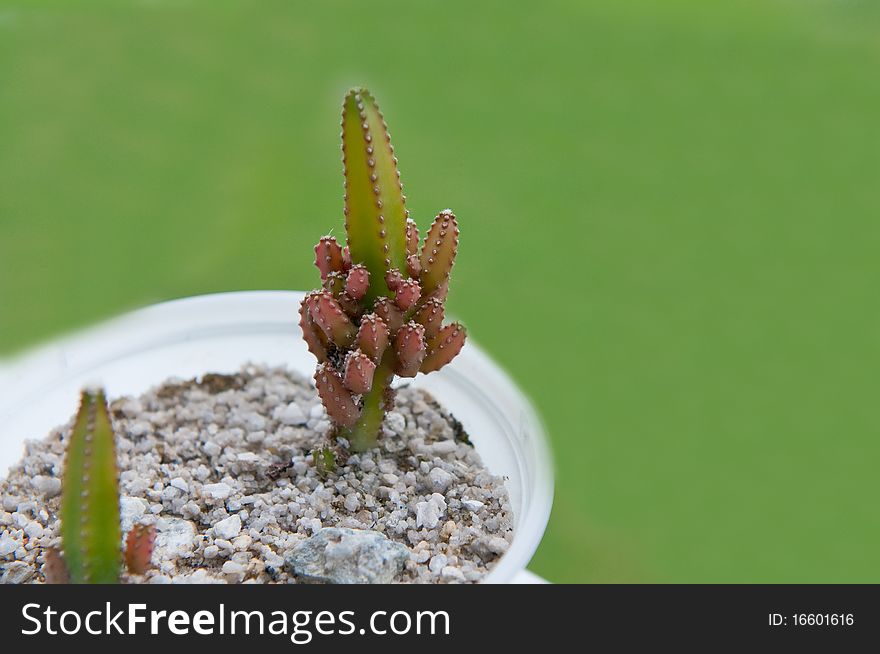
[1,0,878,583]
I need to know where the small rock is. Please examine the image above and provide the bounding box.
[155,518,196,555]
[31,476,61,498]
[23,522,43,539]
[0,533,18,557]
[222,560,245,582]
[428,554,447,574]
[275,402,307,426]
[203,545,220,559]
[214,515,242,540]
[0,561,35,584]
[169,477,188,492]
[201,483,233,500]
[441,566,466,583]
[385,411,406,434]
[415,493,447,529]
[343,494,361,512]
[461,499,485,512]
[120,496,147,534]
[285,527,410,584]
[428,467,455,493]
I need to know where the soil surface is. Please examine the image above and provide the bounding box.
[0,365,513,584]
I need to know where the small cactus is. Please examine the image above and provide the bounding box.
[300,88,467,452]
[60,389,122,583]
[47,389,156,583]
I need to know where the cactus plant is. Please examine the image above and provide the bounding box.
[47,388,155,583]
[300,88,467,452]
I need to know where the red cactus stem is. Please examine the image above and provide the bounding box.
[42,547,70,584]
[345,264,370,300]
[394,321,427,377]
[412,296,445,339]
[124,524,156,575]
[394,278,421,311]
[310,291,357,348]
[405,218,420,256]
[385,268,404,292]
[343,349,377,394]
[342,246,352,270]
[315,363,361,427]
[373,297,404,333]
[314,236,345,280]
[419,210,459,297]
[406,253,421,278]
[357,313,390,361]
[421,322,467,373]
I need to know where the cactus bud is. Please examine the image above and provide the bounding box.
[394,321,427,377]
[343,349,377,394]
[421,322,467,373]
[315,363,361,427]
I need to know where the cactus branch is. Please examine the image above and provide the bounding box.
[314,236,345,280]
[310,291,357,348]
[357,313,390,362]
[315,363,361,427]
[419,210,459,297]
[342,88,408,300]
[421,322,467,373]
[60,389,122,584]
[343,349,377,394]
[394,322,427,377]
[413,296,445,339]
[124,524,156,575]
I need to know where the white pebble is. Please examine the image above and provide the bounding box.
[275,402,307,425]
[214,514,242,540]
[0,533,19,556]
[169,477,188,492]
[415,493,447,529]
[428,467,455,493]
[201,482,233,500]
[428,554,447,574]
[31,476,62,497]
[461,499,485,512]
[441,566,466,582]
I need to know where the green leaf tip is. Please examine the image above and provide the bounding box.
[60,388,121,584]
[342,87,408,300]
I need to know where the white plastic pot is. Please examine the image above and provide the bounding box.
[0,291,553,583]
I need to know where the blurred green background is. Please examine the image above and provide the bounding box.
[1,0,878,583]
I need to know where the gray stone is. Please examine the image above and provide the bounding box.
[428,467,455,493]
[0,561,35,584]
[285,527,409,584]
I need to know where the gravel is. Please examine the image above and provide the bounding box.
[0,365,513,584]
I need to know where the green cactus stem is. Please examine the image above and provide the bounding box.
[342,88,408,301]
[60,389,122,584]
